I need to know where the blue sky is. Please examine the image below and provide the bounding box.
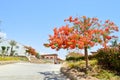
[0,0,120,59]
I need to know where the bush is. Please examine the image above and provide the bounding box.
[95,47,120,73]
[66,52,84,61]
[35,53,40,59]
[66,56,84,61]
[66,60,86,70]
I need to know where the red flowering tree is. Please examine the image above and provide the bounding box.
[24,46,37,56]
[44,16,118,71]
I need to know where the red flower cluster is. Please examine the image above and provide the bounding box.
[44,16,118,50]
[24,46,37,56]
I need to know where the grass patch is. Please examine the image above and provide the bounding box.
[65,59,120,80]
[0,56,29,61]
[66,59,98,68]
[95,70,120,80]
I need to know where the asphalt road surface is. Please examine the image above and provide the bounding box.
[0,63,67,80]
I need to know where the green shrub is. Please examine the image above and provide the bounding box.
[35,53,40,59]
[66,56,84,61]
[66,51,84,61]
[95,47,120,73]
[95,70,120,80]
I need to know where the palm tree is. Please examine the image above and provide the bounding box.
[6,46,10,56]
[1,46,6,57]
[111,39,118,47]
[9,40,17,56]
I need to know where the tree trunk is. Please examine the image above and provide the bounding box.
[1,51,3,58]
[84,47,88,74]
[10,46,13,56]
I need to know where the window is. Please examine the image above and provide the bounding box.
[50,57,53,59]
[46,57,49,59]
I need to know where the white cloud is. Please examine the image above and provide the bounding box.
[0,32,6,39]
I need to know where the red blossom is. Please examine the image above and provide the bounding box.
[44,16,118,51]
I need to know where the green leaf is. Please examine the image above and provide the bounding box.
[54,43,58,47]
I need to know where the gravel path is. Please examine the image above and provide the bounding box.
[0,63,67,80]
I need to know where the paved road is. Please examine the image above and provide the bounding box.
[0,63,67,80]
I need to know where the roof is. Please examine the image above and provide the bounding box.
[41,54,58,56]
[91,52,97,54]
[57,58,64,61]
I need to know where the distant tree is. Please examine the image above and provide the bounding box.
[1,46,6,57]
[111,39,118,47]
[9,40,17,56]
[24,46,37,56]
[24,46,37,61]
[16,46,19,49]
[66,52,83,58]
[66,52,84,61]
[35,53,40,59]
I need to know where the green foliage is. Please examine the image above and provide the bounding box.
[35,53,40,59]
[66,56,84,61]
[66,60,98,69]
[95,70,120,80]
[9,40,17,56]
[1,46,6,57]
[9,40,17,46]
[1,46,6,51]
[111,39,118,47]
[66,52,84,61]
[95,47,120,73]
[66,60,85,69]
[0,56,28,61]
[65,59,120,80]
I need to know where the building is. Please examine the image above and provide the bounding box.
[91,51,97,55]
[57,57,64,64]
[41,54,63,64]
[0,39,27,56]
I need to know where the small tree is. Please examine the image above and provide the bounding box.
[1,46,6,57]
[44,16,118,73]
[24,46,37,61]
[9,40,17,56]
[35,53,40,59]
[24,46,37,56]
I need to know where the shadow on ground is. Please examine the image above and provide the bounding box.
[38,71,67,80]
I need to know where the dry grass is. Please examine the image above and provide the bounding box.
[64,59,120,80]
